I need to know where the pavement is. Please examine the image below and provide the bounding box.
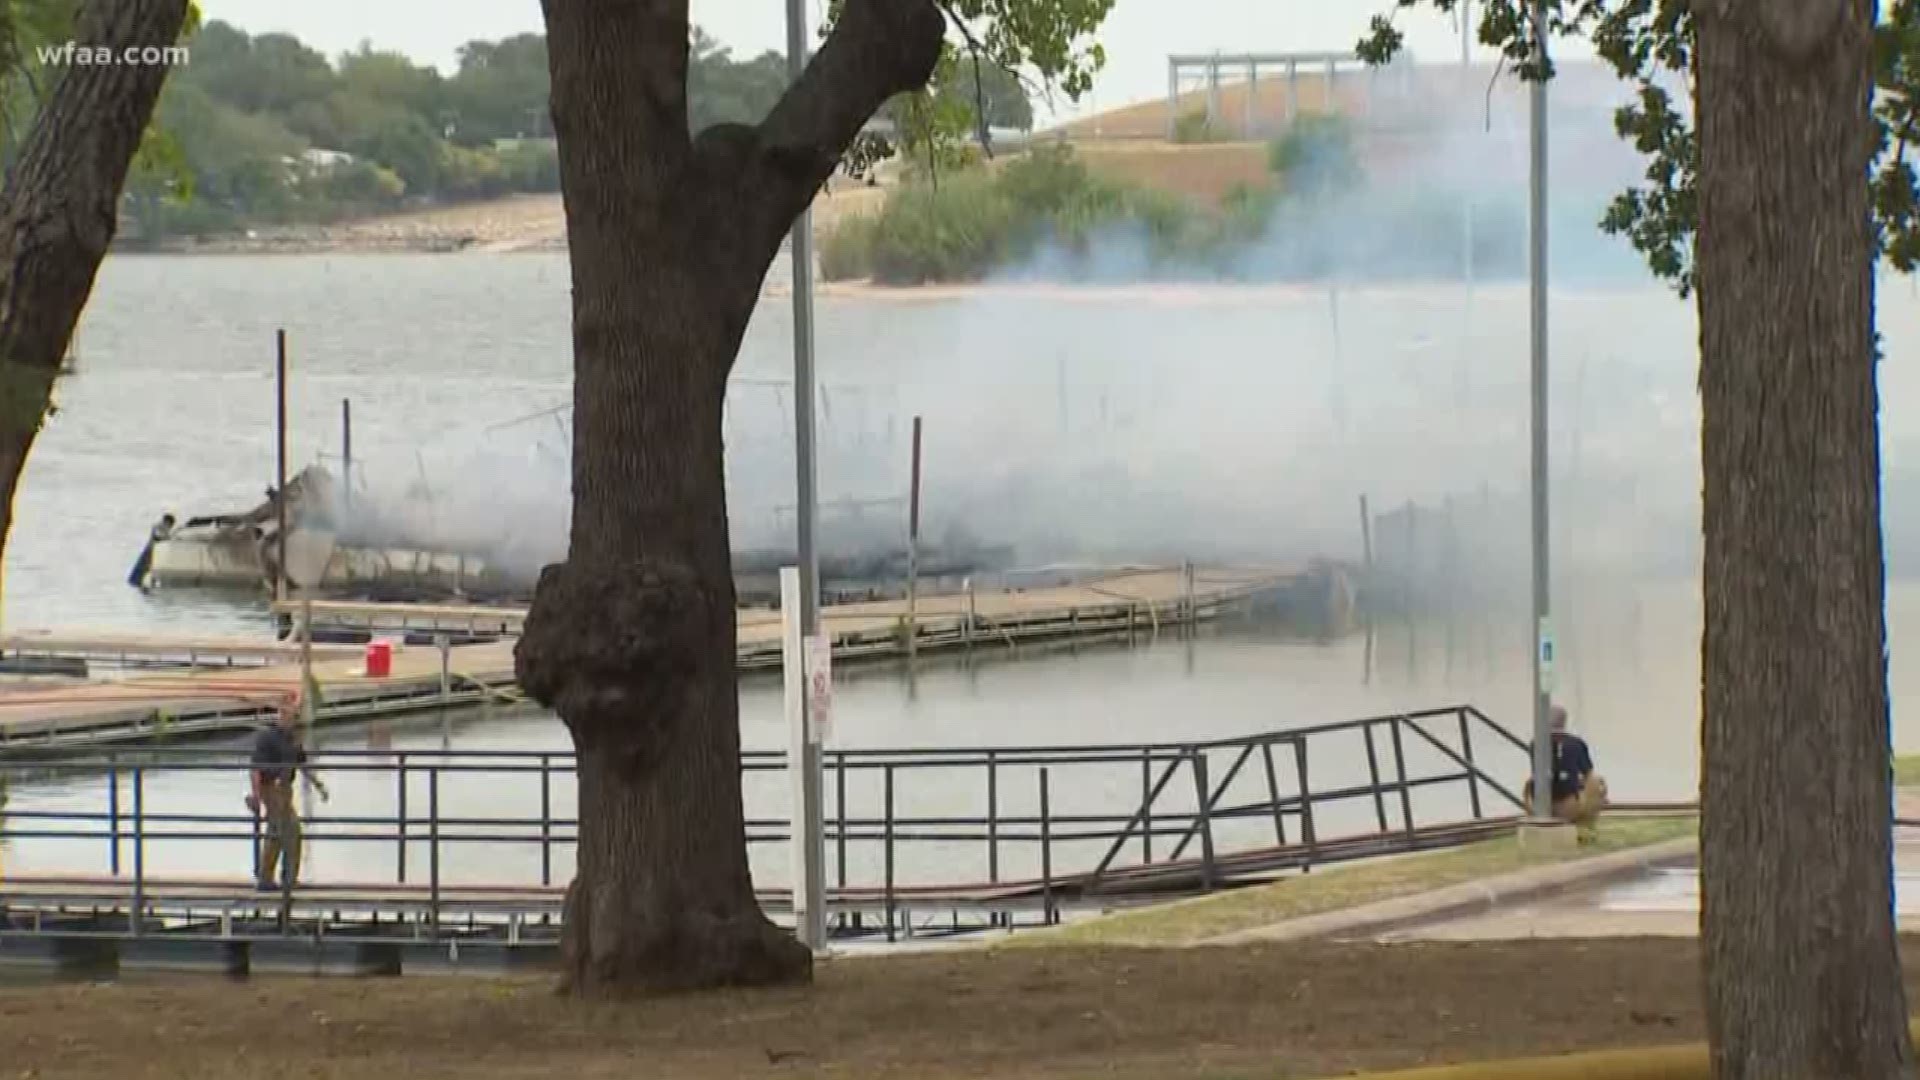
[1195,794,1920,947]
[1204,835,1698,947]
[1368,797,1920,944]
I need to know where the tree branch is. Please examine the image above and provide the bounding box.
[741,0,945,252]
[0,0,188,376]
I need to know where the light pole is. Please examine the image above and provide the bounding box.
[281,522,336,877]
[784,0,828,951]
[1526,0,1555,821]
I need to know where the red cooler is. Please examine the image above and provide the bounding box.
[365,640,393,678]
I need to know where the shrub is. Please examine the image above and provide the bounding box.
[820,212,878,281]
[1172,110,1217,145]
[865,172,1015,284]
[1269,113,1362,197]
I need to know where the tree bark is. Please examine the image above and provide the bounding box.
[515,0,942,996]
[0,0,186,564]
[1695,1,1914,1076]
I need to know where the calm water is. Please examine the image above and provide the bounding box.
[13,254,1920,888]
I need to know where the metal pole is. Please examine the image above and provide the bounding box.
[1167,58,1179,141]
[784,0,827,952]
[275,330,288,606]
[906,416,922,662]
[299,588,316,881]
[1527,0,1555,820]
[1461,0,1476,287]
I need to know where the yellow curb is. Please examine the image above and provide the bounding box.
[1307,1019,1920,1079]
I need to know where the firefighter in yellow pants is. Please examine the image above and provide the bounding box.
[1520,705,1607,843]
[246,706,327,891]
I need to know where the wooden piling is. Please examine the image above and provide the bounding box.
[341,398,352,521]
[274,331,288,606]
[1404,499,1418,682]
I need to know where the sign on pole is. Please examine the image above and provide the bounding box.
[1537,616,1557,695]
[780,568,813,937]
[805,633,832,743]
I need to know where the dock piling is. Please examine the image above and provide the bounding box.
[341,398,352,522]
[906,416,922,663]
[1182,560,1196,633]
[274,330,288,606]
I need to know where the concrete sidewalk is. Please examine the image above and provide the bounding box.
[1204,836,1696,946]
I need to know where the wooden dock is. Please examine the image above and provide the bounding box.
[0,565,1332,753]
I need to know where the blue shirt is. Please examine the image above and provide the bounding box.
[1551,733,1594,800]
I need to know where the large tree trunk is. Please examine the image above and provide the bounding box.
[1695,1,1913,1075]
[515,0,943,996]
[0,0,187,565]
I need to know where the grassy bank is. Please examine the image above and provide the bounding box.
[1013,815,1696,949]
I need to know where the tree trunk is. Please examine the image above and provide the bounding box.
[0,0,187,565]
[1695,1,1913,1076]
[515,0,943,996]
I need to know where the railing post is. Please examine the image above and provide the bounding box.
[1389,716,1417,839]
[1039,766,1054,926]
[883,764,896,944]
[1259,740,1288,846]
[1191,751,1217,892]
[986,749,1000,884]
[108,758,121,876]
[131,766,145,935]
[1292,738,1318,872]
[1362,722,1390,832]
[428,765,442,940]
[395,753,408,883]
[1141,749,1154,864]
[540,754,553,887]
[1457,709,1484,819]
[834,752,848,894]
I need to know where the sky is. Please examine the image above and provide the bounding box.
[197,0,1583,126]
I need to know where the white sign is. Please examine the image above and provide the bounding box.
[805,634,832,741]
[1537,616,1557,694]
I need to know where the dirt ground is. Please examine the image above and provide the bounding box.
[8,938,1917,1080]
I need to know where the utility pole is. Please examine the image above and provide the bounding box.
[1527,0,1555,820]
[784,0,827,951]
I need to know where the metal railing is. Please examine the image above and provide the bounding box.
[0,705,1530,943]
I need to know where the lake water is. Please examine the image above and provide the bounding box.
[12,253,1920,888]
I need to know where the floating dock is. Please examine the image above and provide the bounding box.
[0,565,1346,753]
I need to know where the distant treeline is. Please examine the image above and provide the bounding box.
[94,24,818,237]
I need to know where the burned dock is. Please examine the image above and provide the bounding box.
[0,565,1352,754]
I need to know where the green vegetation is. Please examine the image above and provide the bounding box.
[822,111,1387,284]
[1896,753,1920,787]
[822,142,1278,284]
[1171,109,1220,144]
[1011,814,1696,948]
[1267,112,1361,197]
[0,16,834,239]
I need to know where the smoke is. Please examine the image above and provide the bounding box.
[315,62,1785,618]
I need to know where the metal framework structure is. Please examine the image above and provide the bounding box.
[0,706,1533,973]
[1164,51,1418,140]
